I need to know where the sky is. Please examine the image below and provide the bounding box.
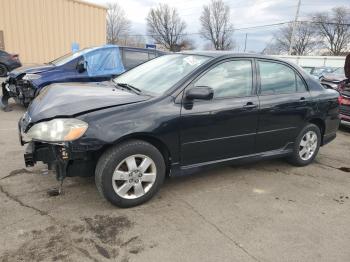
[86,0,349,52]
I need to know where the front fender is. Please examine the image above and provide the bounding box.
[72,96,181,163]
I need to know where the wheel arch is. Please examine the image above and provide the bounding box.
[308,118,325,144]
[102,133,172,176]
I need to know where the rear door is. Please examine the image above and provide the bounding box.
[180,59,259,166]
[256,59,311,152]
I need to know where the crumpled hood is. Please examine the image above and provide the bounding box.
[27,81,151,123]
[322,73,347,82]
[9,64,55,78]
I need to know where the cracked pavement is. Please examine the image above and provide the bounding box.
[0,95,350,261]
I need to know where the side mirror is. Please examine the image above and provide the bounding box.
[77,60,87,73]
[185,86,214,100]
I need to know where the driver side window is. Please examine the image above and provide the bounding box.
[194,60,253,99]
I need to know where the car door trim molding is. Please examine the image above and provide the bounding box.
[182,132,256,145]
[257,126,297,135]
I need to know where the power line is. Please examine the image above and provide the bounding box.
[124,21,293,37]
[122,20,350,38]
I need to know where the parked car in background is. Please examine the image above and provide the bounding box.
[0,50,22,77]
[302,66,337,80]
[1,45,165,108]
[19,53,340,207]
[320,67,346,90]
[339,89,350,125]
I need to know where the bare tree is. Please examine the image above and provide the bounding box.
[146,4,186,51]
[200,0,234,50]
[179,39,195,50]
[312,7,350,55]
[269,22,318,55]
[262,42,281,55]
[106,2,131,45]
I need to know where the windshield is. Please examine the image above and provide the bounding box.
[114,54,211,95]
[49,47,95,66]
[333,67,345,75]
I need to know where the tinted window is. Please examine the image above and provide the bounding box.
[195,60,253,98]
[258,61,307,94]
[123,50,149,69]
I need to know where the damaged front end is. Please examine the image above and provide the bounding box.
[1,74,38,108]
[23,141,97,182]
[19,114,97,188]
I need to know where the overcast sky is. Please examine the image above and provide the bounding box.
[86,0,349,52]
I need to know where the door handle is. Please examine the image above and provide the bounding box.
[300,97,306,101]
[243,102,258,110]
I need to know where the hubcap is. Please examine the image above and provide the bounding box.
[112,154,157,199]
[299,131,318,161]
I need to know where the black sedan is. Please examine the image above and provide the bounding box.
[19,52,340,207]
[0,50,21,77]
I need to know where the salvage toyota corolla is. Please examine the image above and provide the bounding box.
[18,53,340,207]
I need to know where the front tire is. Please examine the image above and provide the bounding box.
[95,140,166,208]
[288,123,321,166]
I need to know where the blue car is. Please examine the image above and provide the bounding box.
[1,45,165,107]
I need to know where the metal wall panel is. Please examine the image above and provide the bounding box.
[0,0,107,63]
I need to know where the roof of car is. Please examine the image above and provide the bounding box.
[178,51,311,71]
[180,50,273,58]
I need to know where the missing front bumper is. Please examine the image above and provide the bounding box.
[23,142,96,180]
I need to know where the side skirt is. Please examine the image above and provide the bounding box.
[170,147,293,177]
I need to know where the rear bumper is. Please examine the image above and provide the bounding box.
[340,113,350,122]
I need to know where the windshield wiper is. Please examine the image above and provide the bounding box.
[115,82,142,94]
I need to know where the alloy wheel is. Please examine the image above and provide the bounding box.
[299,131,318,161]
[112,154,157,199]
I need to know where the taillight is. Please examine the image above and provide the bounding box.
[338,96,342,105]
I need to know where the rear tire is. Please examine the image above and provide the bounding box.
[0,63,8,77]
[287,123,321,166]
[95,140,166,208]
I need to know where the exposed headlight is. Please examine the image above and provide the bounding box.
[26,119,88,142]
[22,73,41,81]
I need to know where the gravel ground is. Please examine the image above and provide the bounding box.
[0,84,350,262]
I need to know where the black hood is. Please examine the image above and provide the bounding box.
[9,64,55,78]
[28,81,151,123]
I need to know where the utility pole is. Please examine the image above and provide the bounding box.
[289,0,301,55]
[244,33,248,52]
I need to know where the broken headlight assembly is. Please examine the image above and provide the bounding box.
[22,73,41,81]
[26,118,88,142]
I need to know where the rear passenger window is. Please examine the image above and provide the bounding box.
[296,74,307,91]
[258,61,306,94]
[194,60,253,98]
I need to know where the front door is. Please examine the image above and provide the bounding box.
[180,59,259,166]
